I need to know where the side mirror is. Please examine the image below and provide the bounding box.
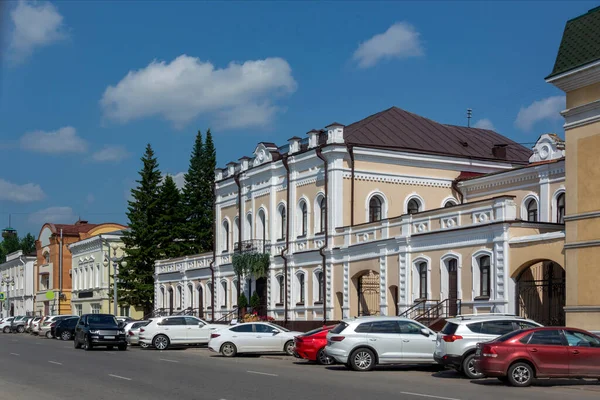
[420,328,431,337]
[272,329,280,335]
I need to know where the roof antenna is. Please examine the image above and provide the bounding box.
[467,108,472,127]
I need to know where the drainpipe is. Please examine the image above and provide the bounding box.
[347,145,355,226]
[210,180,217,322]
[234,173,242,318]
[316,147,328,324]
[281,155,291,324]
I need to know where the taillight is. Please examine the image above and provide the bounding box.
[482,345,498,358]
[210,333,220,339]
[128,330,134,336]
[51,323,56,327]
[140,328,145,333]
[442,335,463,342]
[330,336,345,342]
[295,337,304,343]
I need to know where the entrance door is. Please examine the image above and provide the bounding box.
[198,286,204,319]
[516,261,565,326]
[168,288,174,315]
[255,278,267,316]
[358,270,380,316]
[448,259,458,316]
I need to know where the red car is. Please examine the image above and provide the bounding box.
[474,327,600,387]
[294,325,336,365]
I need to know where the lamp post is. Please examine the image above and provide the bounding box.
[1,275,15,318]
[102,243,127,316]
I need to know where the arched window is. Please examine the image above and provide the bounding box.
[556,193,565,223]
[233,217,240,247]
[257,209,266,241]
[207,282,213,309]
[177,286,183,310]
[278,206,286,240]
[246,213,253,240]
[296,273,305,305]
[444,200,457,208]
[318,197,326,234]
[479,256,491,298]
[316,271,324,303]
[407,198,421,215]
[369,196,382,222]
[526,199,538,222]
[221,281,228,308]
[418,262,428,299]
[232,280,238,307]
[277,275,284,305]
[222,220,230,252]
[299,201,308,237]
[43,251,50,263]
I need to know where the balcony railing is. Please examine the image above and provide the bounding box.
[234,240,268,254]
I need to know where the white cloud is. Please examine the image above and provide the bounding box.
[473,118,495,131]
[0,178,45,202]
[28,206,76,225]
[20,126,88,154]
[100,55,297,129]
[92,145,130,162]
[515,96,565,131]
[353,22,424,68]
[164,172,186,190]
[9,0,68,63]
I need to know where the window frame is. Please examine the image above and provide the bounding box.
[369,196,382,222]
[556,193,565,223]
[479,255,491,298]
[407,198,421,215]
[526,198,538,222]
[222,220,230,253]
[418,262,428,300]
[296,273,305,306]
[318,197,326,234]
[298,201,308,238]
[278,205,287,241]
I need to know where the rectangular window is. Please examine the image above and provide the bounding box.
[298,274,305,305]
[480,256,491,298]
[277,276,284,305]
[91,304,101,314]
[119,306,130,317]
[317,272,323,303]
[75,304,83,316]
[418,262,427,299]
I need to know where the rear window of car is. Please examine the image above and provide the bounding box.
[330,322,348,334]
[441,322,459,335]
[492,329,524,343]
[301,327,325,337]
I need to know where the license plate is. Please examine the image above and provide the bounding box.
[104,336,115,339]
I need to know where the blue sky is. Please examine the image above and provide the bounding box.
[0,0,595,237]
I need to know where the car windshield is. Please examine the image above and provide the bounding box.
[330,322,348,334]
[87,315,117,325]
[267,323,289,332]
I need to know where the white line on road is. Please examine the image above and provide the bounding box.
[246,370,278,377]
[159,358,179,363]
[400,392,461,400]
[9,353,19,356]
[109,374,132,381]
[48,361,62,365]
[104,352,116,354]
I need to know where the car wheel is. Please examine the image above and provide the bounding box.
[61,331,71,341]
[140,342,149,348]
[507,362,534,387]
[349,348,375,372]
[153,334,169,351]
[17,326,25,333]
[284,340,295,356]
[220,342,237,357]
[118,344,127,351]
[74,338,82,349]
[316,348,335,365]
[45,331,53,339]
[84,335,93,351]
[3,327,9,333]
[462,353,484,379]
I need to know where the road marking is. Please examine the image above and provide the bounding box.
[104,352,116,354]
[246,370,278,377]
[9,353,19,356]
[400,392,461,400]
[109,374,132,381]
[48,361,62,365]
[159,358,179,363]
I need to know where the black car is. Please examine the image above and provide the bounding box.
[54,317,79,340]
[50,316,76,338]
[74,314,127,351]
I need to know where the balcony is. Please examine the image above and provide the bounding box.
[234,240,268,254]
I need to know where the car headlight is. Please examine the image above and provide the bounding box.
[90,330,100,335]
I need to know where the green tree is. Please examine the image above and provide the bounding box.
[121,144,163,314]
[157,175,185,258]
[2,234,20,256]
[200,129,217,252]
[19,233,36,255]
[182,130,205,254]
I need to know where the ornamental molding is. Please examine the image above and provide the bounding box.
[343,171,452,188]
[462,164,565,193]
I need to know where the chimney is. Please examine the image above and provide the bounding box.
[325,122,345,144]
[239,156,251,171]
[288,136,301,154]
[215,168,224,180]
[492,144,507,159]
[307,129,320,149]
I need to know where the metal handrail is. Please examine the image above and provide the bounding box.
[216,307,238,323]
[399,299,429,318]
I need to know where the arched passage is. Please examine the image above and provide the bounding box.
[515,260,565,326]
[352,270,381,317]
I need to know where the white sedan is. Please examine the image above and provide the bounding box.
[139,316,222,350]
[208,322,302,357]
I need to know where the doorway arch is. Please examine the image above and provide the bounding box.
[515,260,565,326]
[353,270,380,316]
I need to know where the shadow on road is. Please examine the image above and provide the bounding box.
[472,378,600,388]
[325,364,446,373]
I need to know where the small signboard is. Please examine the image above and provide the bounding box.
[0,292,4,301]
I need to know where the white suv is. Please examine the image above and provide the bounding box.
[1,317,15,333]
[139,315,221,350]
[325,316,437,371]
[433,314,542,379]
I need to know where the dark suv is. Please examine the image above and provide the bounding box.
[74,314,127,351]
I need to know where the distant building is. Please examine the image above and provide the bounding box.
[0,250,35,318]
[34,220,127,316]
[546,5,600,331]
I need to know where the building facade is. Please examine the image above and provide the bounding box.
[68,230,144,319]
[546,6,600,331]
[155,107,567,328]
[34,220,127,316]
[0,250,35,318]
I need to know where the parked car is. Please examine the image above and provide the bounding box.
[1,317,15,333]
[116,316,135,325]
[40,315,78,338]
[434,314,542,379]
[139,316,221,350]
[124,320,149,347]
[54,317,79,340]
[26,317,38,333]
[325,316,437,371]
[73,314,127,351]
[474,327,600,387]
[10,316,28,333]
[294,325,336,365]
[30,316,43,335]
[208,322,302,357]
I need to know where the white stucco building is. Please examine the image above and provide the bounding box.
[0,250,36,318]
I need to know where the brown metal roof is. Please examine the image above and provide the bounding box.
[344,107,532,164]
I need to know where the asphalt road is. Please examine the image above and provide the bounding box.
[0,333,599,400]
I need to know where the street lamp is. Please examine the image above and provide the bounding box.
[102,243,127,316]
[1,275,15,317]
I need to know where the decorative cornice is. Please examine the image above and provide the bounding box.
[546,59,600,92]
[508,231,565,244]
[562,99,600,130]
[343,171,452,188]
[563,210,600,222]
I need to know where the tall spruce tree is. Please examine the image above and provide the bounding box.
[157,175,185,258]
[182,130,205,254]
[121,144,163,314]
[200,129,217,252]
